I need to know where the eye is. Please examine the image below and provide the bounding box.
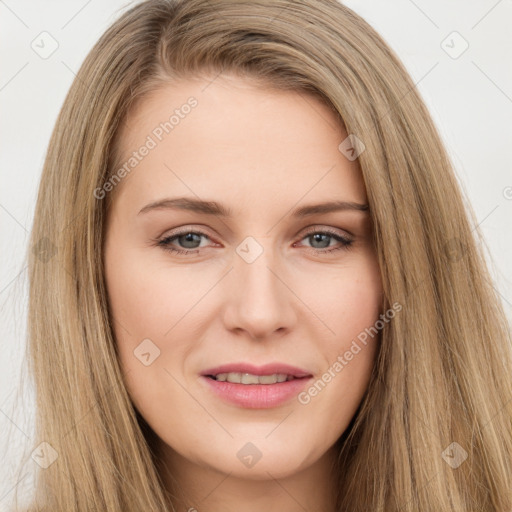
[154,226,354,256]
[156,230,212,255]
[294,227,354,255]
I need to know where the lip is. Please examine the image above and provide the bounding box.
[200,362,313,409]
[200,362,312,379]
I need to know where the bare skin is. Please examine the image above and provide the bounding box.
[104,73,383,512]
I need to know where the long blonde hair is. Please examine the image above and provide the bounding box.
[13,0,512,510]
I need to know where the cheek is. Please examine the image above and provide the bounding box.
[296,255,382,422]
[104,247,221,408]
[104,250,194,418]
[105,248,203,343]
[303,252,383,345]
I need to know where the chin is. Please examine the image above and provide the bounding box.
[195,437,318,480]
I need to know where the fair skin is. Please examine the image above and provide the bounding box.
[104,73,383,512]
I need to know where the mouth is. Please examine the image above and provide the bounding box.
[205,372,305,384]
[199,363,313,409]
[201,362,312,383]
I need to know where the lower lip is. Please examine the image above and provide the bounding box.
[200,375,312,409]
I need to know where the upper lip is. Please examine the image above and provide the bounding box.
[201,363,312,378]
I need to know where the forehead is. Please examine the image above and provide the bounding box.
[109,74,367,217]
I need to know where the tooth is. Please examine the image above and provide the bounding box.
[258,374,278,384]
[241,373,260,384]
[226,372,242,383]
[214,372,295,384]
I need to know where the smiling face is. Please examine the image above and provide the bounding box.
[103,73,383,484]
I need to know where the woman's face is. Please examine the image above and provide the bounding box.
[104,73,383,481]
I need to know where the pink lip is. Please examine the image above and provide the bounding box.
[201,362,312,378]
[200,362,313,409]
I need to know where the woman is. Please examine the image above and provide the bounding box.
[14,0,512,510]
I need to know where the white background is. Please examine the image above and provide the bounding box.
[1,0,511,508]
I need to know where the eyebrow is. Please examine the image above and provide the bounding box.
[138,197,369,217]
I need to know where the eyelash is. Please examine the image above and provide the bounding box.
[154,227,354,256]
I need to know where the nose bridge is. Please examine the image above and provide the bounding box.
[224,235,295,338]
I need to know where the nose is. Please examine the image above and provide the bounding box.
[222,242,297,341]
